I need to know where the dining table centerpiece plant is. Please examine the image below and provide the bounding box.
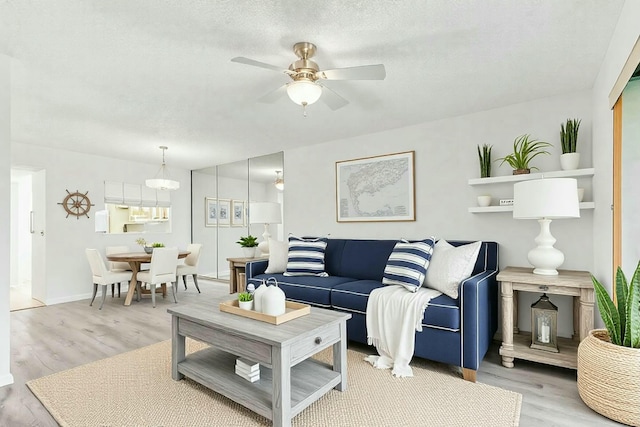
[135,237,147,248]
[236,235,259,258]
[577,261,640,426]
[560,118,581,170]
[143,242,164,254]
[496,134,552,175]
[477,144,492,178]
[238,292,254,310]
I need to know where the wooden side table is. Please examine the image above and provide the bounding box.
[497,266,594,370]
[226,256,267,294]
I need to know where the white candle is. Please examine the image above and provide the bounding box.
[541,325,550,343]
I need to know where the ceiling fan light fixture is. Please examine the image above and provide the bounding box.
[146,146,180,191]
[286,79,322,106]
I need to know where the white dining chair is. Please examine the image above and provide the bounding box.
[86,249,133,310]
[105,245,132,298]
[136,247,179,308]
[176,243,202,293]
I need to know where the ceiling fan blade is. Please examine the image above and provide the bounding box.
[318,84,349,110]
[231,57,287,73]
[316,64,386,81]
[257,84,288,104]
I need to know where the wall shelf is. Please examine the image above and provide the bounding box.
[469,202,595,214]
[468,168,595,186]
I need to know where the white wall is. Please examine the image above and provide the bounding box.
[622,78,640,274]
[0,54,14,387]
[10,143,191,304]
[592,1,640,313]
[285,90,594,337]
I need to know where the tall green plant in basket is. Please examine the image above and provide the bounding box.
[591,261,640,348]
[477,144,492,178]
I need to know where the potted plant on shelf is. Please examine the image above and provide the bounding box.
[496,134,552,175]
[236,235,259,258]
[238,292,254,310]
[560,118,581,170]
[477,144,492,178]
[577,262,640,426]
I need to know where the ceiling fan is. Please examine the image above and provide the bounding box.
[231,42,386,114]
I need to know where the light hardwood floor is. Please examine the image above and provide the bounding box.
[1,279,621,427]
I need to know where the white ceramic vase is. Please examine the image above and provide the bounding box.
[477,195,492,207]
[262,283,286,316]
[253,282,267,312]
[560,152,580,170]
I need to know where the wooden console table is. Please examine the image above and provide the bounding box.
[226,256,267,294]
[497,266,594,370]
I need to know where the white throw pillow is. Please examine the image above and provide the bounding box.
[264,239,289,274]
[424,240,482,299]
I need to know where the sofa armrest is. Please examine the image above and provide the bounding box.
[460,269,499,371]
[246,259,268,279]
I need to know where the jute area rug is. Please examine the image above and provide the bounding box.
[28,339,522,427]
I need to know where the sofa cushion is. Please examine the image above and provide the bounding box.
[284,236,329,277]
[337,239,397,280]
[382,238,435,292]
[253,273,353,308]
[331,280,460,331]
[424,240,482,299]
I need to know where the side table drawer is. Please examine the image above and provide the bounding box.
[290,323,341,365]
[512,282,580,297]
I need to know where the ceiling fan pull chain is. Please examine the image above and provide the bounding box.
[302,102,308,117]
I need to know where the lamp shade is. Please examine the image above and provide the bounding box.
[513,178,580,220]
[286,79,322,106]
[250,202,282,224]
[145,178,180,191]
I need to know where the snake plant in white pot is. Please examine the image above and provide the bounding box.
[577,262,640,426]
[560,118,581,170]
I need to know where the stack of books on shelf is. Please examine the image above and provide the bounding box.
[235,357,260,382]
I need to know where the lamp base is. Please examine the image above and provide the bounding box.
[258,224,271,255]
[528,219,564,276]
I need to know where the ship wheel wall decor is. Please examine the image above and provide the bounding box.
[58,190,95,219]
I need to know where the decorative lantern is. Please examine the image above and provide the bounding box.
[530,293,559,353]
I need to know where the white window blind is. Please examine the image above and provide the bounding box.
[156,189,171,207]
[140,186,157,207]
[104,181,124,204]
[123,183,141,206]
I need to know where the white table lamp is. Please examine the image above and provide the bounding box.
[513,178,580,275]
[249,202,282,255]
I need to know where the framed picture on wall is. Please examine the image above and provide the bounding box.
[205,197,217,227]
[217,199,231,226]
[335,150,416,222]
[231,200,245,227]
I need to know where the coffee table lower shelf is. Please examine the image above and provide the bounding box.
[178,346,341,421]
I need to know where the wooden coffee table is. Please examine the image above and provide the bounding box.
[168,299,351,427]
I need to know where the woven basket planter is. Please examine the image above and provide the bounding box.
[577,329,640,426]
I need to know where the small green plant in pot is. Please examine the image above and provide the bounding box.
[577,262,640,425]
[238,292,254,310]
[477,144,492,178]
[496,134,552,175]
[560,118,581,170]
[236,235,259,258]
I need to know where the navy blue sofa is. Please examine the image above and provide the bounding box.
[246,239,499,381]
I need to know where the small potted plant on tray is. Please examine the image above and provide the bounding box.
[496,134,552,175]
[238,292,254,310]
[560,118,581,170]
[236,235,259,258]
[577,262,640,426]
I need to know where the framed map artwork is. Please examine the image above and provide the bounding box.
[217,199,231,226]
[205,197,217,227]
[335,151,415,222]
[231,200,245,227]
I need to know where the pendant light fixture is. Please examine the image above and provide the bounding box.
[146,146,180,191]
[274,170,284,191]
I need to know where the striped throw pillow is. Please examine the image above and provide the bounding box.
[382,238,436,292]
[284,236,329,277]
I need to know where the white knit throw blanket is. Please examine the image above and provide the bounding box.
[365,285,441,377]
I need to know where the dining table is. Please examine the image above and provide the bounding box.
[106,250,190,306]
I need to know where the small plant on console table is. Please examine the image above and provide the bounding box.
[477,144,493,178]
[577,261,640,426]
[236,235,259,258]
[496,134,552,175]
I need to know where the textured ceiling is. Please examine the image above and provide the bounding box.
[0,1,625,170]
